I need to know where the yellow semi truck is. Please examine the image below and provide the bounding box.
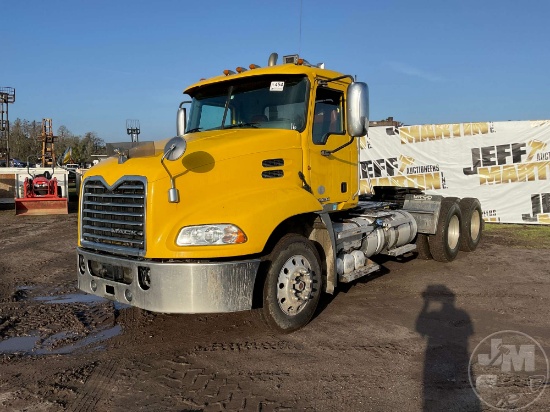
[76,53,483,332]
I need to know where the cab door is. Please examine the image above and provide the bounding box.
[307,83,357,210]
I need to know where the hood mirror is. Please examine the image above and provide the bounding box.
[161,136,187,203]
[163,136,187,161]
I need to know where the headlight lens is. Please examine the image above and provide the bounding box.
[176,224,247,246]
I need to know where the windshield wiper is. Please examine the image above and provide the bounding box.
[224,122,260,129]
[221,85,233,129]
[186,127,202,133]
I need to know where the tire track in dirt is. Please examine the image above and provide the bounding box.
[67,359,119,412]
[109,356,310,412]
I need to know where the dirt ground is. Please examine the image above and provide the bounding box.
[0,203,549,412]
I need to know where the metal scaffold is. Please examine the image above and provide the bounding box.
[39,118,58,167]
[0,87,16,167]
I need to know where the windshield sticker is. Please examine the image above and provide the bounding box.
[270,81,285,92]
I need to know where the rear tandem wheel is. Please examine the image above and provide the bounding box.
[428,198,462,262]
[458,197,483,252]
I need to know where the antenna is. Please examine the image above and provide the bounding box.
[299,0,303,55]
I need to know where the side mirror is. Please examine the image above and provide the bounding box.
[177,101,191,136]
[347,82,369,137]
[161,136,187,203]
[162,136,187,161]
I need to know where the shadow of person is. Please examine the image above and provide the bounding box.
[416,284,480,411]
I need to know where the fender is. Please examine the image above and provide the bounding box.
[156,185,323,259]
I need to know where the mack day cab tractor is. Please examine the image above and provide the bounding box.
[76,53,483,333]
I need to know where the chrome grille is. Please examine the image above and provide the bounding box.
[81,177,146,256]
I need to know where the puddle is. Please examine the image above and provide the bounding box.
[0,335,40,353]
[34,293,107,304]
[16,285,36,291]
[3,286,127,355]
[42,331,78,348]
[114,301,131,311]
[47,325,122,355]
[0,325,122,355]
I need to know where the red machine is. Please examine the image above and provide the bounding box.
[15,170,68,215]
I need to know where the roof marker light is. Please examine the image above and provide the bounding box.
[249,64,261,69]
[236,66,247,73]
[223,69,235,76]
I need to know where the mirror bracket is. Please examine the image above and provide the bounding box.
[161,136,187,203]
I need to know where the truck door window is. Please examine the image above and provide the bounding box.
[312,88,343,145]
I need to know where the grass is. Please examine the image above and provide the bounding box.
[484,223,550,249]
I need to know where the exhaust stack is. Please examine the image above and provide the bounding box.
[268,53,278,67]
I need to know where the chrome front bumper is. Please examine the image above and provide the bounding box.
[77,248,260,313]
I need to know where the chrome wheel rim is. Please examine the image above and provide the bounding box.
[470,209,481,241]
[448,215,460,250]
[276,254,314,316]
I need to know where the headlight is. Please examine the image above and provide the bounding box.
[176,224,247,246]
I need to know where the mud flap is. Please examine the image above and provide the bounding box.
[15,197,68,216]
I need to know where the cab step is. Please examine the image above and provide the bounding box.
[381,243,417,257]
[338,259,380,283]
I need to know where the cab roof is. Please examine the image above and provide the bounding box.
[184,62,349,96]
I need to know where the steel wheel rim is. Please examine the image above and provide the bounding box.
[470,209,481,241]
[276,254,314,316]
[448,215,460,250]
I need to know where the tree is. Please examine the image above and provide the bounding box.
[9,118,42,164]
[78,131,105,163]
[4,119,106,166]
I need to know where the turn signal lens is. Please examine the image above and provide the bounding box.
[222,226,247,244]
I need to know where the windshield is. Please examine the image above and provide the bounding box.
[187,75,309,133]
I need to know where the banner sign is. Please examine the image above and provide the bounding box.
[359,120,550,224]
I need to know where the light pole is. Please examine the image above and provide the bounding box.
[0,87,15,167]
[126,119,140,143]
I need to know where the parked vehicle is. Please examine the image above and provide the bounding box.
[10,158,25,167]
[15,162,68,215]
[76,53,483,332]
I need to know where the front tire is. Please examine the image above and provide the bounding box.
[262,234,322,333]
[428,198,462,262]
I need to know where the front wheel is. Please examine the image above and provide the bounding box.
[262,234,323,333]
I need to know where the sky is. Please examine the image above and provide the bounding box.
[2,0,549,143]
